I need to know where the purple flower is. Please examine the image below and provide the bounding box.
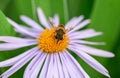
[0,7,114,78]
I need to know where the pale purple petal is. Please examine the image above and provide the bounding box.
[72,44,114,57]
[58,53,69,78]
[0,36,35,43]
[37,8,50,29]
[46,54,54,78]
[7,18,37,38]
[0,47,38,67]
[0,50,38,78]
[0,42,37,51]
[14,25,40,38]
[68,29,102,39]
[68,45,110,77]
[54,14,60,26]
[65,51,90,78]
[60,52,78,78]
[65,17,76,27]
[70,39,105,45]
[68,19,91,33]
[20,15,44,31]
[39,54,50,78]
[18,25,40,33]
[65,17,78,28]
[24,50,42,78]
[65,15,84,29]
[68,29,96,36]
[30,52,47,78]
[55,53,65,78]
[53,53,60,78]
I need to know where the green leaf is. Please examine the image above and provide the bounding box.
[89,0,120,50]
[83,0,120,78]
[4,0,70,24]
[35,0,68,23]
[0,10,16,73]
[4,0,33,23]
[68,0,94,18]
[0,11,15,36]
[108,40,120,78]
[0,0,10,11]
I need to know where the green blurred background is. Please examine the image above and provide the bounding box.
[0,0,120,78]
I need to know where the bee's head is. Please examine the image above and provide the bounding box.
[58,24,64,27]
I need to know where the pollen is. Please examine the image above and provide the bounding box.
[37,28,69,53]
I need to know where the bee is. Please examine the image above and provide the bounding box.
[49,19,73,42]
[55,24,66,41]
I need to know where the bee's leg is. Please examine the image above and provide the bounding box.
[49,17,55,28]
[57,40,59,43]
[66,27,73,32]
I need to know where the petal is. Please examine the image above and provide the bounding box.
[65,15,84,29]
[0,50,38,77]
[24,50,42,78]
[18,25,40,33]
[14,25,40,37]
[60,52,77,78]
[53,53,60,78]
[64,51,90,78]
[7,18,37,38]
[68,28,96,36]
[37,8,50,29]
[0,36,35,43]
[46,54,54,78]
[68,19,91,34]
[70,39,105,45]
[54,14,60,26]
[68,46,110,77]
[55,53,65,78]
[20,15,44,31]
[30,52,47,78]
[65,17,78,28]
[60,53,71,78]
[0,42,37,51]
[39,54,50,78]
[68,29,102,39]
[0,47,38,67]
[72,44,114,57]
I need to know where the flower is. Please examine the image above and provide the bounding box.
[0,7,114,78]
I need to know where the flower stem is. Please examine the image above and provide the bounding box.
[63,0,69,23]
[31,0,37,21]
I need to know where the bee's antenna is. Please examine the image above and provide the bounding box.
[66,26,73,32]
[49,17,55,28]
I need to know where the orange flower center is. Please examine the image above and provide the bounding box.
[37,28,69,53]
